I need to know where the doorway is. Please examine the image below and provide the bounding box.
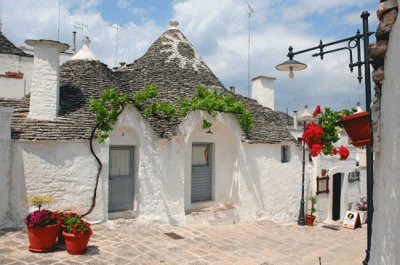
[191,143,213,203]
[332,173,342,221]
[108,147,135,212]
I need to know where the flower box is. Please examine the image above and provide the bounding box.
[341,111,373,147]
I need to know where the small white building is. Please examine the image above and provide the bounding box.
[0,23,306,227]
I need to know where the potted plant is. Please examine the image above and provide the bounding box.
[23,195,60,252]
[306,195,318,226]
[354,197,368,224]
[321,168,328,177]
[62,214,92,255]
[58,211,79,244]
[302,105,356,160]
[341,112,373,147]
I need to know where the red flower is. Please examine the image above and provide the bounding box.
[312,105,322,117]
[302,122,324,149]
[337,145,349,160]
[332,148,338,155]
[310,144,323,157]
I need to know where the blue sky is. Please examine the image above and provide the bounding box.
[0,0,379,113]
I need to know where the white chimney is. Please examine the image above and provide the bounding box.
[293,110,298,130]
[25,39,69,120]
[251,76,276,110]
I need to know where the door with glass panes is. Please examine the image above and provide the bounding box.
[109,147,134,212]
[191,143,213,202]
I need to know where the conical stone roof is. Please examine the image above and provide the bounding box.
[0,26,294,144]
[0,32,32,57]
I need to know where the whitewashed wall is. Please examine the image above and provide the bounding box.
[110,106,186,225]
[0,54,33,99]
[0,107,13,227]
[237,143,302,223]
[7,141,108,226]
[371,12,400,265]
[2,106,303,227]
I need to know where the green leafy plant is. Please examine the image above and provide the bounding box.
[309,195,318,216]
[179,85,254,131]
[133,84,177,119]
[89,87,128,143]
[64,215,91,236]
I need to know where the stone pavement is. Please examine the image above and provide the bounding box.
[0,221,366,265]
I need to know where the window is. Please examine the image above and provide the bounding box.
[281,145,290,163]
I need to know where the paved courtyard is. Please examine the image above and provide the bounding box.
[0,220,366,265]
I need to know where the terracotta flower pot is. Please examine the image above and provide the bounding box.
[341,111,373,147]
[27,223,60,252]
[63,229,92,255]
[305,214,316,226]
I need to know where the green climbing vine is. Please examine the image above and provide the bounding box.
[89,87,129,143]
[132,84,177,119]
[179,85,254,131]
[82,86,128,218]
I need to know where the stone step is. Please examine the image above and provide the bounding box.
[207,217,234,226]
[185,204,237,225]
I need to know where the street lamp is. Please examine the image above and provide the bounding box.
[276,11,374,264]
[297,105,314,225]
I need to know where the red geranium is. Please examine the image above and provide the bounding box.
[310,144,323,157]
[313,105,322,117]
[301,105,355,160]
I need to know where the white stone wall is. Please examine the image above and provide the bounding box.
[0,107,13,227]
[7,141,108,226]
[371,12,400,265]
[2,105,304,227]
[0,54,33,98]
[110,106,186,225]
[237,143,302,223]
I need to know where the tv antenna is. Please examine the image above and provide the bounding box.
[73,21,88,48]
[57,0,60,41]
[111,23,120,67]
[245,0,254,97]
[0,0,3,32]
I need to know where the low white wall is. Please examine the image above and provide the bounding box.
[237,143,302,223]
[371,11,400,265]
[0,107,13,227]
[8,140,108,226]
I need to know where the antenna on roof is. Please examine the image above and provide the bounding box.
[0,0,3,32]
[245,0,254,97]
[111,23,120,67]
[73,21,88,48]
[57,0,60,41]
